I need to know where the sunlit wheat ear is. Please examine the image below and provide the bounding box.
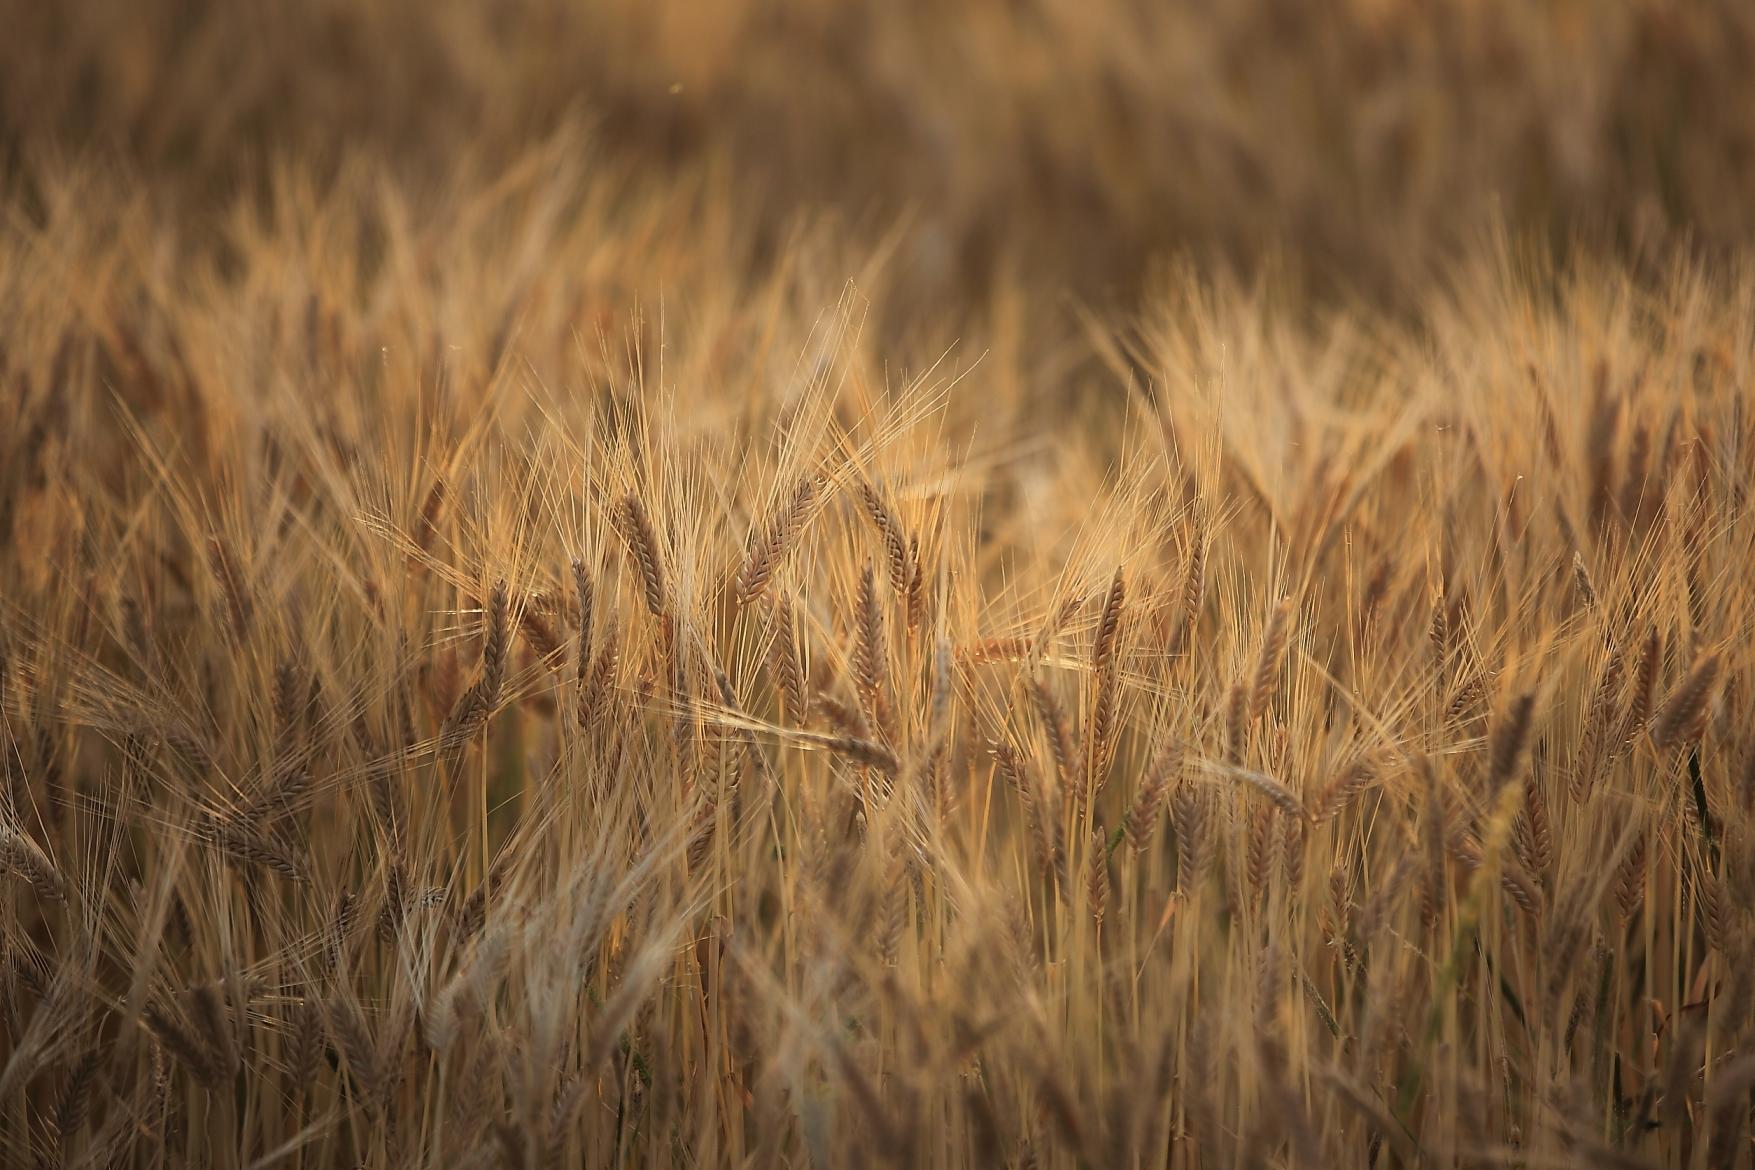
[767,592,808,727]
[816,690,871,742]
[1311,754,1375,824]
[0,827,65,899]
[1513,774,1553,884]
[189,981,239,1080]
[51,1044,102,1150]
[1444,672,1488,725]
[713,667,769,789]
[1224,681,1249,764]
[856,477,911,597]
[1182,500,1207,636]
[1031,677,1080,799]
[577,617,619,732]
[212,817,307,882]
[904,532,926,635]
[1625,624,1662,746]
[326,889,357,974]
[518,593,564,663]
[852,565,892,738]
[615,493,668,618]
[1246,802,1278,902]
[1170,782,1213,890]
[207,533,253,641]
[799,729,899,778]
[929,632,952,735]
[1087,566,1124,795]
[1699,873,1735,953]
[1651,652,1719,752]
[440,579,509,747]
[1280,814,1306,891]
[326,996,384,1114]
[271,656,302,749]
[1485,691,1536,795]
[992,739,1062,884]
[1248,597,1293,723]
[377,858,407,943]
[1571,550,1598,609]
[143,999,223,1088]
[1427,591,1449,677]
[1124,740,1180,853]
[1574,640,1624,797]
[1086,828,1109,926]
[1215,762,1306,823]
[737,474,818,604]
[290,997,322,1095]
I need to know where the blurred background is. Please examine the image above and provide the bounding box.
[5,0,1753,323]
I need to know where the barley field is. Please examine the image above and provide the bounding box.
[4,3,1755,1169]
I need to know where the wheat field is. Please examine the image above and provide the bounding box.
[4,4,1755,1169]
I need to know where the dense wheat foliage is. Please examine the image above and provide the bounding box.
[5,3,1755,1169]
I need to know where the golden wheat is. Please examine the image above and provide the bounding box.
[2,11,1754,1168]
